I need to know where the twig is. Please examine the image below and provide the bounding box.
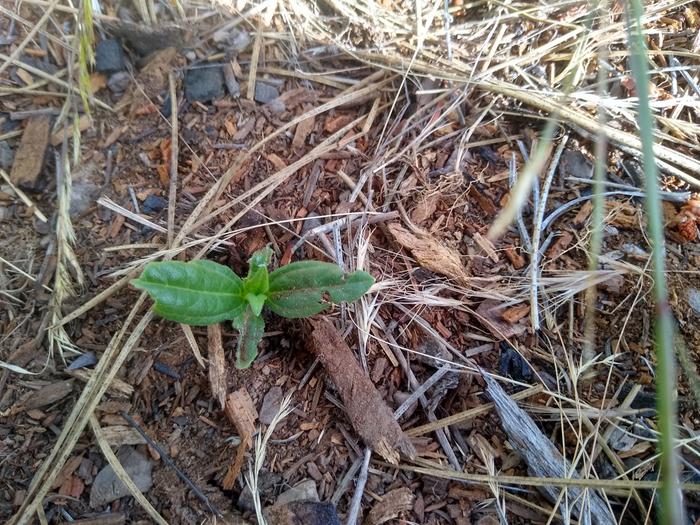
[0,51,111,111]
[247,24,262,101]
[0,169,48,222]
[167,73,178,247]
[384,321,461,469]
[346,448,371,525]
[394,365,451,419]
[120,411,222,518]
[508,153,532,252]
[540,189,691,233]
[530,134,569,330]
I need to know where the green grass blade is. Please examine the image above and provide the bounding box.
[625,2,682,522]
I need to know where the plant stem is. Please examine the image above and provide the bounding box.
[625,2,682,523]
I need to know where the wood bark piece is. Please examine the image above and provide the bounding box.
[223,389,258,490]
[482,370,615,525]
[207,324,227,409]
[308,318,415,464]
[387,223,469,285]
[10,115,50,189]
[363,487,414,525]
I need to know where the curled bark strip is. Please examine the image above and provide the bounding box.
[308,318,415,464]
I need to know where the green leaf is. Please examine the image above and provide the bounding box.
[132,260,246,326]
[244,266,269,296]
[267,261,374,318]
[248,247,272,276]
[233,307,265,369]
[246,293,266,317]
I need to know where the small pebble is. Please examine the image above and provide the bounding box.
[276,480,319,505]
[107,71,130,94]
[90,447,152,508]
[95,39,127,74]
[212,27,251,52]
[185,66,225,103]
[0,141,14,170]
[498,341,533,383]
[259,386,283,425]
[688,288,700,315]
[142,194,168,214]
[265,98,286,115]
[254,82,279,104]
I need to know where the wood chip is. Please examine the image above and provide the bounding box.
[50,114,92,146]
[98,425,147,447]
[10,115,50,188]
[475,299,527,339]
[482,370,615,525]
[364,487,414,525]
[324,114,354,133]
[504,245,526,269]
[207,324,227,410]
[23,380,73,410]
[224,388,257,439]
[308,318,415,464]
[473,232,499,263]
[387,223,469,285]
[292,115,315,150]
[501,304,530,324]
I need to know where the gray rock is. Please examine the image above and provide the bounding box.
[265,98,286,115]
[259,386,283,425]
[254,82,279,104]
[69,163,99,217]
[107,71,130,94]
[70,182,100,217]
[185,66,224,103]
[276,480,319,506]
[89,447,153,508]
[265,501,341,525]
[688,288,700,315]
[212,27,251,53]
[559,149,593,179]
[142,194,168,214]
[0,141,14,170]
[96,39,127,74]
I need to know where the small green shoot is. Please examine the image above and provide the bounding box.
[132,249,374,369]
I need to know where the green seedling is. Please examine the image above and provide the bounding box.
[132,248,374,369]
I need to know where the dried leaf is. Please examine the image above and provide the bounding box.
[387,223,469,285]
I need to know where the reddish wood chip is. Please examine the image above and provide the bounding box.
[292,115,315,150]
[501,304,530,324]
[504,245,526,269]
[475,300,527,339]
[308,318,415,464]
[324,114,354,133]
